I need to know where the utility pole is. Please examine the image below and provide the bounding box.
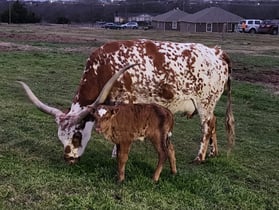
[9,1,12,24]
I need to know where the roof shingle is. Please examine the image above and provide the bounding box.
[179,7,242,23]
[153,8,189,22]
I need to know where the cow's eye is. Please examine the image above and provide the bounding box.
[72,132,82,147]
[72,138,81,148]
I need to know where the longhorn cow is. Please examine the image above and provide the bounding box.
[18,39,235,164]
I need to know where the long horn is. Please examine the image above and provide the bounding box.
[91,63,138,107]
[76,63,138,122]
[17,81,64,117]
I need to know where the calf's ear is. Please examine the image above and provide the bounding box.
[111,107,120,116]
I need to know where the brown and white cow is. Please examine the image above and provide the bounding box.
[92,103,177,182]
[18,39,235,164]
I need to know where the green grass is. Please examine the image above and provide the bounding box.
[230,53,279,70]
[0,27,279,209]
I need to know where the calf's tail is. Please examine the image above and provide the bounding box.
[161,131,170,152]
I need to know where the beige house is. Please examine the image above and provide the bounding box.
[115,13,153,24]
[179,7,242,32]
[128,14,153,22]
[152,8,189,31]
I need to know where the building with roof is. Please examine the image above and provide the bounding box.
[128,13,153,23]
[179,7,243,33]
[151,8,189,31]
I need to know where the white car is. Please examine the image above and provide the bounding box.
[121,22,138,29]
[237,19,262,33]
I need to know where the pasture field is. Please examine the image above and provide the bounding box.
[0,24,279,209]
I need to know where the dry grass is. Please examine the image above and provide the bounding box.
[1,23,279,56]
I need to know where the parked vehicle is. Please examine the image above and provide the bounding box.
[102,22,123,30]
[258,20,279,35]
[143,24,153,30]
[121,22,138,29]
[95,21,106,28]
[237,19,262,33]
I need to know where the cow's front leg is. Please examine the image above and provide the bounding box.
[193,115,215,164]
[117,142,131,182]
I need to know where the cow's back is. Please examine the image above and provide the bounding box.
[74,39,229,115]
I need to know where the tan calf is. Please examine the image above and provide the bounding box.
[92,103,177,182]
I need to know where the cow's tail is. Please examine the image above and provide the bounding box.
[224,52,235,152]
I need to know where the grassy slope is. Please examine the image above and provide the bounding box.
[0,27,279,209]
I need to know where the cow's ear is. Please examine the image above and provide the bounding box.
[90,107,96,114]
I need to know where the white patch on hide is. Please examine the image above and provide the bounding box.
[111,144,117,158]
[97,108,107,117]
[137,136,145,141]
[168,132,172,137]
[69,103,83,114]
[168,99,196,115]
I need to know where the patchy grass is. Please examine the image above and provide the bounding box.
[0,25,279,209]
[231,53,279,69]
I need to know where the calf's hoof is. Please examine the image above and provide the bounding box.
[152,176,159,183]
[117,175,125,183]
[117,178,124,184]
[171,169,177,175]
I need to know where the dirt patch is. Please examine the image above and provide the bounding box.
[0,32,92,44]
[0,41,95,55]
[0,29,99,54]
[233,67,279,94]
[0,41,44,52]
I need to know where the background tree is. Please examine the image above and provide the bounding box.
[1,0,40,23]
[1,0,278,24]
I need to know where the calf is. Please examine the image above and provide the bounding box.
[92,103,177,182]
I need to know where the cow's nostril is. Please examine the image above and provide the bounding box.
[64,156,80,164]
[65,145,71,154]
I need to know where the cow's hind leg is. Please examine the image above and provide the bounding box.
[209,115,218,157]
[193,114,216,164]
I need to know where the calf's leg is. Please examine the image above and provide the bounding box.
[167,141,177,175]
[117,142,131,182]
[152,135,169,182]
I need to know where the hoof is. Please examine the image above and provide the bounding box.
[171,169,177,175]
[191,157,205,164]
[117,179,124,184]
[152,176,159,183]
[208,152,218,158]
